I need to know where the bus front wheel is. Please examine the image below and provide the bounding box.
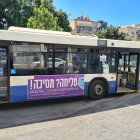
[88,80,106,100]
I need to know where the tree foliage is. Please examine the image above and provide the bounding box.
[27,0,62,31]
[18,0,56,27]
[0,0,71,31]
[0,0,21,28]
[95,26,130,40]
[55,10,71,32]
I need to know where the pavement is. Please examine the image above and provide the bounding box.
[0,93,140,140]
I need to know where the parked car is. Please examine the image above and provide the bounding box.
[31,58,65,68]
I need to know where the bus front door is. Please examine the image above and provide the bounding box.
[117,52,138,93]
[0,48,8,102]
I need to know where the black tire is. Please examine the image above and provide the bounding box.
[88,80,107,100]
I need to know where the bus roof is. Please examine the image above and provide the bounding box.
[8,26,98,38]
[0,27,98,46]
[0,27,140,49]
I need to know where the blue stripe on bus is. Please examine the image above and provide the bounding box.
[10,85,87,103]
[84,82,89,95]
[10,86,27,103]
[108,81,116,94]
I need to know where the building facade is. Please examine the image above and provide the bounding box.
[70,16,107,34]
[119,24,140,41]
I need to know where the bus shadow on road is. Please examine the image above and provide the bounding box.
[0,92,140,129]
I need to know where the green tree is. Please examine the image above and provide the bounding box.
[29,0,71,31]
[33,0,55,13]
[17,0,55,27]
[0,0,71,31]
[95,26,130,40]
[0,0,56,28]
[56,9,71,32]
[0,0,21,29]
[0,1,7,28]
[18,0,34,27]
[27,0,62,31]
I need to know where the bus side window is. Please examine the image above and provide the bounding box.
[71,53,87,74]
[54,53,67,74]
[88,54,103,74]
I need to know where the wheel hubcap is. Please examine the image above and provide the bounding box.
[95,84,103,95]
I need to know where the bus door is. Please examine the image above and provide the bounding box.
[0,48,8,101]
[117,52,138,92]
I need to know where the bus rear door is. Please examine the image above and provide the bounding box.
[117,52,138,93]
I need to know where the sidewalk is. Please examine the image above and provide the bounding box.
[0,104,140,140]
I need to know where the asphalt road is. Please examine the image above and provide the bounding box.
[0,92,140,129]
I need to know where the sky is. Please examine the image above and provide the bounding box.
[53,0,140,26]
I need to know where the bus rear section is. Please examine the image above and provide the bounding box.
[0,42,9,103]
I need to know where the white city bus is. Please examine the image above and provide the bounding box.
[0,26,140,103]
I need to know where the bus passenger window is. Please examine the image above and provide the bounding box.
[88,52,116,74]
[71,53,87,74]
[55,53,67,74]
[88,54,103,74]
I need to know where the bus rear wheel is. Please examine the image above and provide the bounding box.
[88,80,106,100]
